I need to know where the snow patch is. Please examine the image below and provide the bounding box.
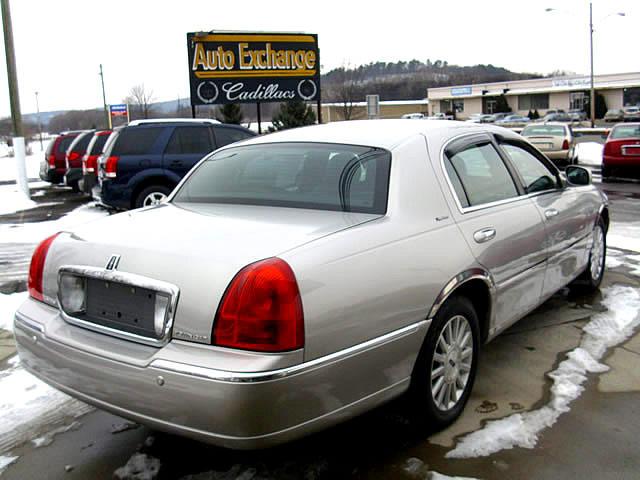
[113,453,161,480]
[401,457,479,480]
[0,187,37,216]
[0,363,92,454]
[31,421,82,448]
[0,292,28,332]
[0,455,18,475]
[608,222,640,253]
[446,285,640,459]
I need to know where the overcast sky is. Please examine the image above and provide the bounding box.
[0,0,638,118]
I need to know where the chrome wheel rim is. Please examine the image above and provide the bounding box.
[431,315,473,411]
[590,225,605,281]
[143,192,167,207]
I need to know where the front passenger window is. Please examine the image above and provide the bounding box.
[501,144,557,194]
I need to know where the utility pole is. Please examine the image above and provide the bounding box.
[1,0,29,197]
[35,91,43,150]
[589,1,595,128]
[99,64,109,129]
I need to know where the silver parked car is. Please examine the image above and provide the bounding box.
[15,120,608,449]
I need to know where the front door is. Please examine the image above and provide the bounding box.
[443,135,547,334]
[497,140,592,298]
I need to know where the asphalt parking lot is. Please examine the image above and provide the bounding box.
[1,177,639,480]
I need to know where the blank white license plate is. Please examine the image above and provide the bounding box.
[533,142,553,150]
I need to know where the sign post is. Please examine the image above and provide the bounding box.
[366,94,380,119]
[108,104,129,128]
[187,31,320,131]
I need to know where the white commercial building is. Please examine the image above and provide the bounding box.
[427,71,640,119]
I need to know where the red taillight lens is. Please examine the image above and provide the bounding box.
[83,155,98,174]
[47,154,56,167]
[68,151,80,162]
[105,155,119,178]
[562,139,570,150]
[28,233,60,302]
[212,258,304,352]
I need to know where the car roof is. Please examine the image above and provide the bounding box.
[230,119,517,150]
[128,118,220,126]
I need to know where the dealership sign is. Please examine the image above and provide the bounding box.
[186,32,320,106]
[451,86,472,96]
[109,104,128,117]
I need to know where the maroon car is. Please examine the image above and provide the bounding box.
[602,123,640,181]
[40,131,83,184]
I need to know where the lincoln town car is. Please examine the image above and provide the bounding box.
[15,120,608,449]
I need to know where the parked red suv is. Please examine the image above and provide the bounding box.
[602,123,640,181]
[40,131,83,184]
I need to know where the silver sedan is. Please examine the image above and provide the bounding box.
[14,120,608,449]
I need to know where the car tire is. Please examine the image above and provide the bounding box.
[70,181,81,193]
[571,217,606,292]
[407,295,480,430]
[134,185,172,209]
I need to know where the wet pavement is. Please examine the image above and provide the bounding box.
[1,180,639,479]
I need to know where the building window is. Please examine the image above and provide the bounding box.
[518,94,549,110]
[440,100,452,113]
[453,99,464,113]
[484,98,497,114]
[570,92,587,110]
[624,87,640,107]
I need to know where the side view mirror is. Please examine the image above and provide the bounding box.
[565,165,592,186]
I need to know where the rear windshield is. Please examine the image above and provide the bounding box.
[57,135,78,154]
[522,125,566,137]
[111,127,164,155]
[88,133,111,155]
[70,132,93,153]
[173,143,391,214]
[610,125,640,139]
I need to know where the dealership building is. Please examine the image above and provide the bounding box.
[427,71,640,119]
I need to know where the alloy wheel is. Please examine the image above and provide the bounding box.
[590,225,605,281]
[430,315,473,411]
[143,192,167,207]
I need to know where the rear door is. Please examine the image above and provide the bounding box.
[162,126,215,179]
[212,125,256,148]
[443,134,547,334]
[497,139,592,298]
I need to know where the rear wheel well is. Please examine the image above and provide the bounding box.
[450,279,492,344]
[131,177,176,209]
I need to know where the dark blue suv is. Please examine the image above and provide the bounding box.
[94,119,256,209]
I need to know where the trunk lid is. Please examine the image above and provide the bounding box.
[44,202,380,345]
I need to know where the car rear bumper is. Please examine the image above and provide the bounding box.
[14,298,428,449]
[40,167,64,184]
[602,156,640,179]
[544,150,571,162]
[98,179,131,209]
[64,168,82,186]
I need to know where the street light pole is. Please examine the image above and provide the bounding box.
[589,1,595,128]
[35,91,43,151]
[99,64,109,129]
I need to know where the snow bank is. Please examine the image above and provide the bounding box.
[0,203,108,245]
[0,188,37,216]
[0,292,28,332]
[608,222,640,253]
[446,285,640,459]
[574,142,603,167]
[0,140,51,182]
[0,455,19,475]
[0,360,92,454]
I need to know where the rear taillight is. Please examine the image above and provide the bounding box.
[105,155,119,178]
[83,155,98,174]
[212,258,304,352]
[68,151,80,162]
[28,233,60,302]
[562,139,570,150]
[47,154,56,167]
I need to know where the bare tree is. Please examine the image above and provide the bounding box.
[330,63,363,121]
[124,84,155,119]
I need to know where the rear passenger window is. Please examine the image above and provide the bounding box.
[112,127,164,155]
[446,143,519,207]
[214,127,253,147]
[501,144,558,194]
[165,127,213,155]
[57,136,76,154]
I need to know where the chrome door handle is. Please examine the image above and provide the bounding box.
[545,208,559,219]
[473,228,496,244]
